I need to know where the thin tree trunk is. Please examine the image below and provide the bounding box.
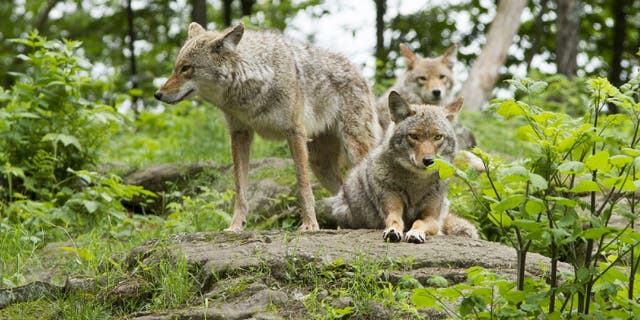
[222,0,233,27]
[34,0,62,32]
[607,0,626,113]
[524,0,550,71]
[374,0,387,71]
[191,0,207,26]
[555,0,580,78]
[240,0,255,16]
[609,0,626,86]
[458,0,527,111]
[126,0,139,108]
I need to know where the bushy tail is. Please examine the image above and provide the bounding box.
[442,213,479,239]
[322,192,350,229]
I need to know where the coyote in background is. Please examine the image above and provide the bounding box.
[155,23,380,231]
[376,44,477,152]
[329,91,478,243]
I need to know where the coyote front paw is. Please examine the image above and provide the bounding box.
[383,227,403,242]
[405,229,426,244]
[225,225,244,232]
[299,221,320,231]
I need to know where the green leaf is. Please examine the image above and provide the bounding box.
[496,99,526,118]
[493,195,524,212]
[42,133,83,151]
[582,227,611,240]
[558,161,585,174]
[460,294,487,316]
[82,200,100,213]
[498,166,530,183]
[513,219,543,232]
[431,158,455,179]
[545,196,577,208]
[609,155,633,168]
[529,173,548,191]
[569,180,600,193]
[622,148,640,157]
[506,79,527,92]
[528,80,549,94]
[585,151,610,172]
[525,198,545,215]
[488,212,513,228]
[426,275,448,287]
[411,289,437,308]
[505,290,527,304]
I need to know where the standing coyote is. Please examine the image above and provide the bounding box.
[376,44,477,152]
[330,91,478,243]
[155,23,380,231]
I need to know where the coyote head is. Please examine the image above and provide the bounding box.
[387,91,462,172]
[154,23,244,104]
[399,43,456,105]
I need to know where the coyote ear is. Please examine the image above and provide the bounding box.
[399,44,417,69]
[188,22,206,39]
[441,43,457,69]
[221,23,244,51]
[388,91,415,122]
[444,97,463,123]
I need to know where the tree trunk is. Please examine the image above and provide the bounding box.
[524,0,550,71]
[374,0,387,73]
[609,0,626,87]
[240,0,255,16]
[555,0,580,78]
[606,0,626,113]
[34,0,62,32]
[458,0,527,111]
[191,0,207,26]
[222,0,233,27]
[125,0,139,108]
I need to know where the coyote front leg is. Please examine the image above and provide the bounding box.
[286,126,319,231]
[226,129,253,231]
[405,198,446,243]
[382,194,404,242]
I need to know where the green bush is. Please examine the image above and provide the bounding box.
[0,32,121,201]
[429,73,640,317]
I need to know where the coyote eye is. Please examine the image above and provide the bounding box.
[408,133,419,141]
[433,134,444,141]
[416,76,426,83]
[180,65,192,73]
[439,74,446,80]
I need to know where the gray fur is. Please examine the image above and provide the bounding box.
[330,92,478,241]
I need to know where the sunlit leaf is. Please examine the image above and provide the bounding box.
[569,180,600,193]
[558,161,585,174]
[492,195,524,212]
[585,150,610,172]
[488,212,513,228]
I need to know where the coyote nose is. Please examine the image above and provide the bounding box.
[432,89,441,97]
[422,157,435,167]
[153,91,163,100]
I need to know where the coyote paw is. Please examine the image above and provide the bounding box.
[405,230,426,244]
[224,225,244,232]
[299,221,320,231]
[383,227,403,242]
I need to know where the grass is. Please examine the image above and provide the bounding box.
[104,100,290,167]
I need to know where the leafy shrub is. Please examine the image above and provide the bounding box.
[0,32,121,201]
[430,72,640,317]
